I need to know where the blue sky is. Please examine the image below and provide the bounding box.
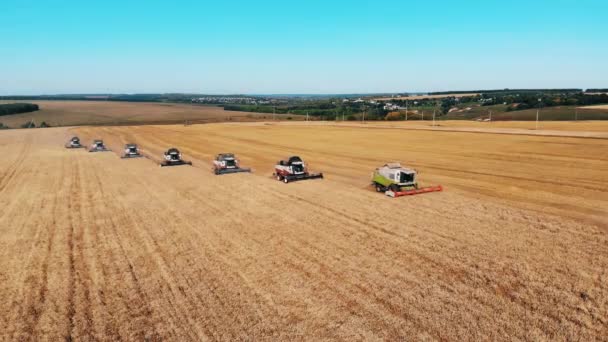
[1,0,606,94]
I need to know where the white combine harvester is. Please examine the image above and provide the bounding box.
[88,139,110,152]
[160,148,192,167]
[65,136,84,148]
[273,156,323,183]
[213,153,251,175]
[371,162,442,197]
[121,144,143,158]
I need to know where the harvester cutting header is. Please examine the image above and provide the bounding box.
[372,163,442,197]
[274,156,323,183]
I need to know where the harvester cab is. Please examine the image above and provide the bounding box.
[89,139,110,152]
[160,148,192,167]
[121,144,143,158]
[213,153,251,175]
[65,136,83,148]
[372,163,442,197]
[274,156,323,183]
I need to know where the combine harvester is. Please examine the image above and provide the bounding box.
[274,156,323,183]
[88,139,110,152]
[65,136,84,148]
[213,153,251,174]
[121,144,143,159]
[372,163,442,197]
[160,148,192,167]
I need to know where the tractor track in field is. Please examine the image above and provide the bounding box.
[1,126,606,340]
[0,133,32,194]
[122,181,272,339]
[256,185,546,333]
[87,168,159,340]
[18,157,64,339]
[157,165,604,338]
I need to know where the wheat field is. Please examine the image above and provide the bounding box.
[0,100,291,127]
[0,122,606,340]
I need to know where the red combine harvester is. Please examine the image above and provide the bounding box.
[273,156,323,183]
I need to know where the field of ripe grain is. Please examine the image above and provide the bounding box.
[0,100,297,127]
[336,119,608,133]
[1,123,606,340]
[583,104,608,110]
[488,106,608,121]
[287,121,608,139]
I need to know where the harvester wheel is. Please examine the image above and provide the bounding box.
[375,184,384,192]
[389,184,401,192]
[283,177,289,184]
[276,175,282,181]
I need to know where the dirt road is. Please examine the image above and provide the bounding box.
[0,125,606,340]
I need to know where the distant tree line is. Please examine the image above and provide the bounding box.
[0,120,51,130]
[586,89,608,93]
[18,121,49,128]
[0,103,39,116]
[385,90,608,117]
[224,100,388,121]
[480,92,608,111]
[20,121,50,128]
[417,92,608,115]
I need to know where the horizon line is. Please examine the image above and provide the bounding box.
[1,87,604,98]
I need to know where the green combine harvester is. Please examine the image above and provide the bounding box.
[372,163,442,197]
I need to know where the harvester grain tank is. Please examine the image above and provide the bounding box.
[88,139,110,152]
[121,144,143,158]
[65,136,84,148]
[274,156,323,183]
[213,153,251,174]
[372,163,442,197]
[160,148,192,167]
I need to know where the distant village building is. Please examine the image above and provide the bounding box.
[383,103,400,111]
[191,96,262,104]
